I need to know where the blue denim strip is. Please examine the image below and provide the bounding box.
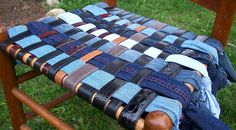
[83,5,108,16]
[160,25,178,34]
[43,33,70,46]
[141,28,157,36]
[143,20,157,26]
[127,23,141,30]
[94,2,109,8]
[61,59,85,74]
[144,58,168,72]
[81,70,115,90]
[98,42,116,53]
[118,50,142,63]
[132,17,144,23]
[162,35,179,44]
[85,37,102,46]
[8,25,28,38]
[26,21,54,36]
[145,96,181,130]
[182,40,219,64]
[70,32,88,40]
[15,35,42,48]
[53,24,74,33]
[175,70,201,91]
[116,63,143,82]
[115,19,130,26]
[104,15,120,22]
[88,53,115,69]
[204,38,224,53]
[72,46,95,59]
[122,14,134,19]
[140,72,191,107]
[47,53,69,65]
[112,82,141,104]
[30,45,56,58]
[181,31,196,40]
[40,16,57,24]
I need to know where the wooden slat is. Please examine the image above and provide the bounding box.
[11,87,74,130]
[25,91,75,120]
[191,0,219,12]
[17,70,42,84]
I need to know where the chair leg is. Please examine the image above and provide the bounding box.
[0,50,26,130]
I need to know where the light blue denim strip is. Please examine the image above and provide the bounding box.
[181,31,196,40]
[81,70,115,90]
[145,96,181,130]
[112,82,141,104]
[94,2,109,8]
[143,20,157,26]
[175,70,201,90]
[160,25,178,34]
[85,37,101,46]
[98,42,116,53]
[15,35,41,48]
[144,58,168,72]
[118,50,142,63]
[83,5,108,16]
[115,19,130,26]
[141,28,157,36]
[53,24,74,33]
[61,59,85,74]
[132,17,144,22]
[127,23,141,30]
[40,16,57,24]
[122,14,134,19]
[104,15,120,22]
[30,45,56,58]
[8,25,28,38]
[182,40,219,64]
[162,35,179,44]
[47,53,69,65]
[70,32,88,40]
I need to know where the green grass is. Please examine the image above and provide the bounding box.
[1,0,236,129]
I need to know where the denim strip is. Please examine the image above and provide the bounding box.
[144,58,168,72]
[53,24,74,33]
[83,5,108,16]
[81,70,115,90]
[88,53,115,69]
[30,45,56,58]
[58,12,83,25]
[15,35,42,48]
[47,53,69,65]
[118,50,142,63]
[61,59,85,74]
[116,63,143,82]
[8,25,28,38]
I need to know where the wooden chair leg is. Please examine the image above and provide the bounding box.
[0,51,26,130]
[0,29,26,130]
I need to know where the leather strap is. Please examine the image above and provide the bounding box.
[133,55,153,66]
[118,89,157,129]
[108,45,128,56]
[93,78,126,109]
[16,42,44,60]
[160,63,182,77]
[65,29,80,35]
[103,58,129,75]
[34,50,62,70]
[63,64,98,92]
[48,19,66,27]
[76,83,97,102]
[47,57,77,80]
[131,44,149,53]
[91,39,108,49]
[104,98,123,118]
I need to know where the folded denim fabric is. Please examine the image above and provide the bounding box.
[184,103,230,130]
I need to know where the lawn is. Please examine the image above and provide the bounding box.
[0,0,236,129]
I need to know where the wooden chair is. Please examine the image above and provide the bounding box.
[0,0,235,130]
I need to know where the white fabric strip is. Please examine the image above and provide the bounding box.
[119,39,138,49]
[103,34,120,42]
[144,47,163,58]
[91,29,108,37]
[165,54,209,78]
[77,23,96,32]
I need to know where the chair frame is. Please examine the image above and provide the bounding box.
[0,0,236,130]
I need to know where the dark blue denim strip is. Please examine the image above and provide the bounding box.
[88,53,115,69]
[116,63,143,82]
[103,58,129,75]
[140,71,191,107]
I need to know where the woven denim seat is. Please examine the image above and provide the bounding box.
[0,2,235,130]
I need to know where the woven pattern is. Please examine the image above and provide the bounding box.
[0,2,229,130]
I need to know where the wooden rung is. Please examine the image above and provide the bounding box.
[11,88,74,130]
[17,70,42,84]
[191,0,219,12]
[20,124,31,130]
[25,91,75,120]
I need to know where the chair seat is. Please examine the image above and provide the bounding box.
[0,2,232,130]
